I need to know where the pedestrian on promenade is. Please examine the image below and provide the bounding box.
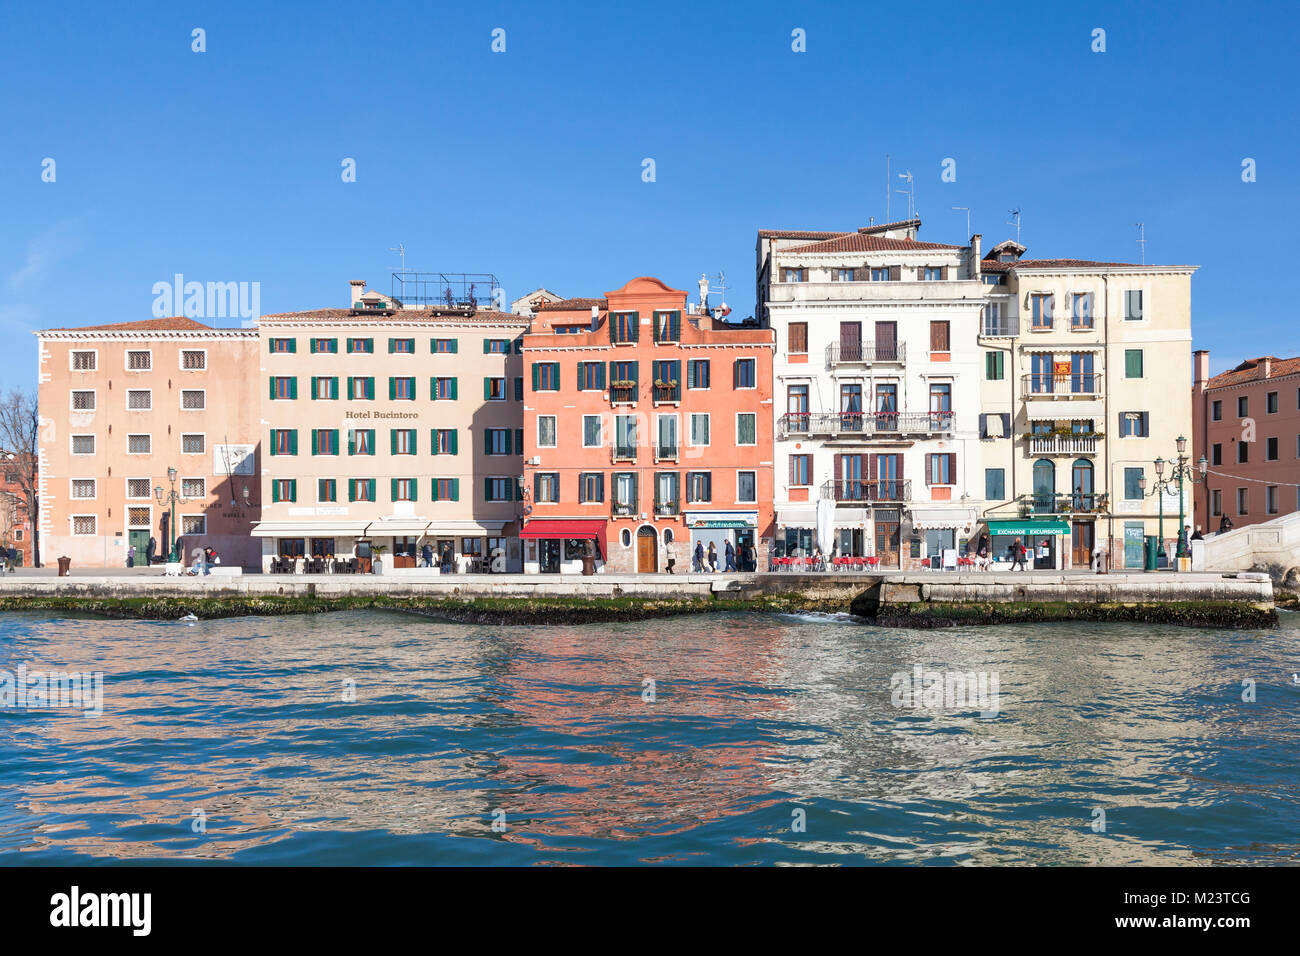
[1011,537,1027,571]
[147,536,157,565]
[693,540,704,573]
[665,539,676,574]
[421,542,433,568]
[724,540,737,572]
[126,545,135,569]
[1219,514,1234,534]
[707,542,718,572]
[1191,526,1204,541]
[440,544,453,574]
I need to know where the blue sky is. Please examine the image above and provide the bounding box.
[2,0,1296,389]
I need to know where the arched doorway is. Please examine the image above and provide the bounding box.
[1032,459,1055,513]
[636,525,658,573]
[1071,459,1094,510]
[1070,458,1096,567]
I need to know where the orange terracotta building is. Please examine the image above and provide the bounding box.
[519,277,775,573]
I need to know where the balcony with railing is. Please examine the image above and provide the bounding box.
[825,341,905,367]
[820,479,911,503]
[778,410,954,440]
[980,316,1019,337]
[1027,434,1099,455]
[1020,492,1109,515]
[613,444,637,462]
[652,383,681,404]
[653,497,680,516]
[655,442,679,461]
[1022,372,1102,397]
[612,500,637,518]
[609,384,638,404]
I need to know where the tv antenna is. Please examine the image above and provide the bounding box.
[1134,223,1146,265]
[389,243,408,273]
[952,206,971,238]
[895,170,916,221]
[1006,208,1022,244]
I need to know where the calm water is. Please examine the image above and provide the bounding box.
[1,609,1297,865]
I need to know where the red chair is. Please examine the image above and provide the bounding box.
[865,556,880,570]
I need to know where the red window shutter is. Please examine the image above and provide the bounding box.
[890,265,901,281]
[834,454,843,484]
[925,453,933,485]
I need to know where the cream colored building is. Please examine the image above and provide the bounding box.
[254,280,527,572]
[975,242,1197,568]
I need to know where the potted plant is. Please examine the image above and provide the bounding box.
[371,544,388,575]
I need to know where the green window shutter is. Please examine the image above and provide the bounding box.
[367,479,376,501]
[289,339,297,353]
[430,377,437,400]
[289,377,297,399]
[430,479,439,502]
[347,480,356,502]
[450,378,457,400]
[289,431,298,455]
[388,338,396,353]
[596,363,606,389]
[532,363,540,391]
[450,478,459,501]
[410,430,417,455]
[450,339,458,353]
[311,430,318,455]
[272,481,280,503]
[347,378,354,400]
[449,430,458,455]
[391,478,399,501]
[268,339,275,354]
[269,378,275,400]
[514,377,523,401]
[504,430,513,455]
[409,479,417,502]
[483,339,491,353]
[348,431,355,455]
[484,477,491,501]
[484,378,492,401]
[389,377,396,400]
[391,430,398,455]
[484,430,492,455]
[431,429,437,454]
[269,430,278,456]
[1126,349,1143,378]
[515,429,523,454]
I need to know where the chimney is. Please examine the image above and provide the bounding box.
[349,279,365,308]
[1193,350,1210,390]
[590,305,599,332]
[970,233,982,279]
[1258,357,1272,380]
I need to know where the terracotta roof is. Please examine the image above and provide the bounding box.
[48,316,212,332]
[780,233,962,254]
[757,229,852,240]
[1010,258,1155,270]
[537,297,608,312]
[261,308,526,323]
[1206,356,1300,389]
[981,260,1013,272]
[856,218,921,235]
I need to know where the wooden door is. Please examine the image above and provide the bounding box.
[1071,522,1094,567]
[839,321,862,361]
[637,527,658,573]
[874,321,897,361]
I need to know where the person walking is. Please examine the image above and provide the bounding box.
[693,540,704,573]
[707,542,718,572]
[421,542,433,568]
[1218,514,1234,534]
[724,540,737,572]
[1011,537,1027,571]
[1191,525,1204,541]
[665,539,676,574]
[440,544,453,574]
[126,544,135,569]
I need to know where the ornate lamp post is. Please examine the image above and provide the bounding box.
[1138,438,1208,570]
[154,467,188,562]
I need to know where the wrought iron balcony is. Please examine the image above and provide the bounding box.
[655,442,679,460]
[1020,492,1109,515]
[612,501,637,517]
[1028,435,1099,455]
[777,411,954,440]
[820,479,912,503]
[653,498,680,516]
[609,385,638,404]
[825,341,905,366]
[980,317,1019,337]
[613,444,637,461]
[1022,372,1102,396]
[652,384,681,403]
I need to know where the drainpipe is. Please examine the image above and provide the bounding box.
[1103,274,1112,559]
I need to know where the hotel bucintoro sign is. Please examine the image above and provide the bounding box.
[345,410,420,419]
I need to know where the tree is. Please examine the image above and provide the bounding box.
[0,390,40,567]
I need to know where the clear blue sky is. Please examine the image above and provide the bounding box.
[3,0,1295,389]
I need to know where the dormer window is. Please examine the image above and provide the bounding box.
[999,253,1015,262]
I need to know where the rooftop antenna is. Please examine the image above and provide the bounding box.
[1006,208,1022,244]
[389,243,408,273]
[952,206,971,238]
[895,170,915,222]
[1134,222,1146,265]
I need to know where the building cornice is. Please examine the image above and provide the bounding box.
[35,329,258,340]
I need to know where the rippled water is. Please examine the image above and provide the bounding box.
[1,608,1297,865]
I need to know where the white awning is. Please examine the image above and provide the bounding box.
[834,508,870,525]
[363,518,436,536]
[777,508,817,526]
[251,520,372,538]
[909,507,977,530]
[1025,400,1103,421]
[1022,345,1102,353]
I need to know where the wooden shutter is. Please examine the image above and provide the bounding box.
[449,378,457,400]
[430,479,440,502]
[515,429,523,454]
[531,363,540,391]
[687,361,696,389]
[925,453,933,485]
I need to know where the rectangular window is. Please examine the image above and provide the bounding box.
[577,362,606,391]
[985,351,1004,380]
[1124,289,1144,321]
[126,506,150,527]
[656,415,678,458]
[126,478,151,498]
[1211,400,1222,421]
[687,471,712,504]
[269,337,296,353]
[181,389,205,410]
[737,471,757,503]
[348,478,376,502]
[348,429,375,455]
[311,338,338,354]
[929,320,950,352]
[1211,489,1222,516]
[654,472,680,514]
[833,268,855,282]
[733,358,756,388]
[1070,292,1094,329]
[653,311,681,343]
[612,472,637,514]
[126,350,152,370]
[790,454,811,486]
[71,479,96,499]
[1237,488,1248,514]
[514,377,523,401]
[481,338,509,354]
[72,434,96,455]
[392,429,417,455]
[925,453,956,485]
[389,337,416,354]
[1237,442,1249,464]
[71,350,97,370]
[71,390,96,410]
[534,472,560,503]
[787,322,808,354]
[347,377,375,400]
[1266,391,1279,414]
[579,472,604,504]
[484,477,514,502]
[689,413,710,447]
[432,429,458,455]
[611,311,639,344]
[181,515,206,535]
[72,515,96,535]
[1266,486,1278,514]
[181,350,206,369]
[347,338,374,354]
[313,429,339,455]
[614,415,637,458]
[1266,436,1279,461]
[1123,467,1144,500]
[433,377,458,400]
[271,376,297,400]
[181,477,205,498]
[485,429,512,456]
[985,468,1005,501]
[532,362,560,391]
[270,429,297,456]
[1125,349,1144,378]
[1238,396,1248,417]
[582,415,603,448]
[687,359,711,390]
[924,266,943,281]
[870,267,890,282]
[389,377,416,400]
[1030,293,1054,330]
[432,338,458,353]
[318,478,337,502]
[127,434,151,454]
[782,268,806,283]
[431,478,460,502]
[127,389,151,410]
[1118,412,1150,438]
[312,376,338,400]
[391,478,417,502]
[1212,443,1222,465]
[272,479,298,503]
[736,413,757,446]
[537,415,557,448]
[484,377,506,401]
[181,433,204,454]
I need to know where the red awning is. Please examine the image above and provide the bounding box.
[519,519,607,558]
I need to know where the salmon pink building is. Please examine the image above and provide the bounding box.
[520,277,775,573]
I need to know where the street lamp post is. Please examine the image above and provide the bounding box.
[154,467,188,562]
[1140,437,1208,570]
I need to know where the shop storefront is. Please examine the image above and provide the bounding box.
[520,518,607,574]
[984,519,1070,570]
[252,518,518,573]
[910,508,978,570]
[685,511,759,570]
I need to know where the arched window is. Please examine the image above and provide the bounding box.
[1071,459,1094,510]
[1032,459,1055,513]
[620,529,632,548]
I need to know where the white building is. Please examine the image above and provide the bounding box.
[757,220,985,569]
